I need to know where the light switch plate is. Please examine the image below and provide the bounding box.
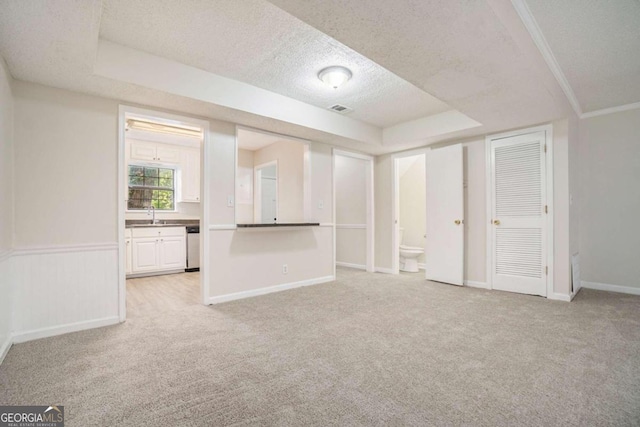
[227,195,234,207]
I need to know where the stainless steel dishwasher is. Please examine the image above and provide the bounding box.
[186,225,200,272]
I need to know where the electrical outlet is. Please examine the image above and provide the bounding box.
[318,200,324,209]
[282,264,288,274]
[227,195,234,207]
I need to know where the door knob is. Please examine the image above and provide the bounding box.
[454,220,461,225]
[493,220,501,225]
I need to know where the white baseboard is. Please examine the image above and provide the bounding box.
[464,280,489,289]
[375,267,395,274]
[336,262,366,270]
[548,292,572,302]
[12,316,120,344]
[581,281,640,296]
[208,275,335,305]
[0,335,12,365]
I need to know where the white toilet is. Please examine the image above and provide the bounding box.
[399,228,424,273]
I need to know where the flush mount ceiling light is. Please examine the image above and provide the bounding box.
[318,66,352,89]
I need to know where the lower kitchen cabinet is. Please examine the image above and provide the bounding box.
[128,226,186,276]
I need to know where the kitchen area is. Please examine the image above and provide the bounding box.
[122,113,203,317]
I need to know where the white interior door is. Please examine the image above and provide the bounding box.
[490,131,547,296]
[425,144,464,285]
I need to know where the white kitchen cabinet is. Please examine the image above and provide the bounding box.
[132,237,161,272]
[130,140,181,164]
[130,140,157,162]
[181,147,200,202]
[159,236,187,269]
[155,144,181,163]
[129,227,186,275]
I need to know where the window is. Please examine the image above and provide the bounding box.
[128,165,175,210]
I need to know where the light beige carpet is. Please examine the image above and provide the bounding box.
[1,268,639,426]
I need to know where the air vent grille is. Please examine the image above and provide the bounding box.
[328,104,353,114]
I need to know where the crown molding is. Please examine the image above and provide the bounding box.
[511,0,583,117]
[580,101,640,119]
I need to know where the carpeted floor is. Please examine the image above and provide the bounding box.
[1,267,639,426]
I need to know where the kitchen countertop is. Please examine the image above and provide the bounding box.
[125,219,200,228]
[236,223,320,228]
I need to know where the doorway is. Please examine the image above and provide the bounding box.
[117,106,210,321]
[333,149,375,273]
[394,154,427,275]
[393,145,465,285]
[255,161,278,224]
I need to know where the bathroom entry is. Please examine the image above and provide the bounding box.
[394,154,427,274]
[393,145,465,285]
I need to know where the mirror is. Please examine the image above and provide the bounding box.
[236,128,309,224]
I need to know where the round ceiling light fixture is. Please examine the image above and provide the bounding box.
[318,66,352,89]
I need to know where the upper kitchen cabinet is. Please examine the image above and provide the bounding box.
[130,140,181,163]
[181,147,201,203]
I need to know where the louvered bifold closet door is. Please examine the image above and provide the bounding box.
[490,131,547,296]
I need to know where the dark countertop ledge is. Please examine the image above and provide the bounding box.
[236,223,320,228]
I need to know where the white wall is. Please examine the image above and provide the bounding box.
[208,136,334,300]
[10,81,120,341]
[398,156,426,264]
[13,82,119,247]
[580,109,640,290]
[0,57,14,361]
[253,140,305,223]
[375,155,394,272]
[236,148,254,224]
[335,154,368,267]
[552,119,572,296]
[462,139,487,283]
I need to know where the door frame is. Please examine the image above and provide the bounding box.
[253,160,278,223]
[392,148,429,275]
[485,124,554,297]
[332,149,375,274]
[117,105,211,322]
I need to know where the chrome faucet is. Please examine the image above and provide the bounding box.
[147,205,157,224]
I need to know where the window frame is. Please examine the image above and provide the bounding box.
[126,163,178,212]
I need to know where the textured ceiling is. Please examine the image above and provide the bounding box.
[0,0,602,155]
[99,0,451,128]
[268,0,575,131]
[0,0,383,153]
[524,0,640,112]
[237,128,294,151]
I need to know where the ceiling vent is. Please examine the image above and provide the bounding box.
[328,104,353,114]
